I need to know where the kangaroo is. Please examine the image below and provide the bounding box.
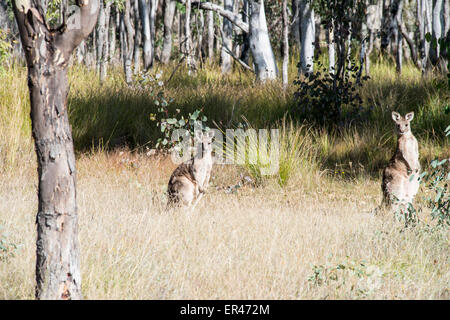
[167,130,215,209]
[381,111,420,212]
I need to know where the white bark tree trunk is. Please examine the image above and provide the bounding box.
[222,0,234,74]
[207,10,215,60]
[139,0,154,69]
[161,0,176,64]
[282,0,289,88]
[298,0,315,75]
[248,0,278,81]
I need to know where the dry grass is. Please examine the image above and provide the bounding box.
[0,59,448,299]
[0,150,448,300]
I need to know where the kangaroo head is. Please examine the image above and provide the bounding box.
[392,111,414,136]
[194,130,215,156]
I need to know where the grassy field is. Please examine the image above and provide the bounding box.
[0,57,449,299]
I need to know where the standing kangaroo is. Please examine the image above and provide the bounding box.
[381,111,420,212]
[167,130,215,209]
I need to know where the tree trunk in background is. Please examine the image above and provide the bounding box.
[207,10,215,60]
[197,10,205,62]
[122,0,135,84]
[139,0,154,69]
[150,0,159,49]
[162,0,176,64]
[240,0,251,64]
[291,0,301,48]
[358,11,368,82]
[418,0,432,74]
[444,0,449,37]
[222,0,234,74]
[298,0,315,74]
[282,0,289,88]
[12,0,99,300]
[431,0,444,63]
[249,0,278,81]
[134,0,141,73]
[97,0,107,80]
[109,8,117,63]
[0,1,8,31]
[392,0,404,74]
[327,20,336,74]
[314,14,321,59]
[185,0,196,73]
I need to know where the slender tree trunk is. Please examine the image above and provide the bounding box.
[12,0,99,300]
[393,0,404,74]
[327,21,336,74]
[185,0,196,73]
[249,0,278,81]
[418,0,432,74]
[298,0,315,75]
[240,0,250,64]
[291,0,301,48]
[0,1,8,31]
[222,0,234,74]
[150,0,159,49]
[161,0,176,64]
[358,11,369,82]
[109,7,117,64]
[431,0,444,63]
[122,0,135,84]
[134,0,141,73]
[96,0,107,80]
[197,10,205,62]
[207,10,215,60]
[139,0,154,69]
[282,0,289,88]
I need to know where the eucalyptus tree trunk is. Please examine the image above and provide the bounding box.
[207,10,215,60]
[418,0,433,74]
[358,13,368,82]
[109,7,117,63]
[298,0,315,75]
[291,0,301,48]
[101,2,111,80]
[150,0,159,47]
[222,0,234,74]
[11,0,99,300]
[185,0,196,73]
[96,0,109,81]
[122,0,135,84]
[197,10,205,62]
[366,3,382,76]
[326,21,336,74]
[444,0,449,37]
[431,0,444,63]
[0,1,8,31]
[392,0,404,74]
[134,0,141,73]
[240,0,250,64]
[161,0,176,63]
[139,0,154,69]
[191,0,277,81]
[282,0,289,88]
[248,0,278,81]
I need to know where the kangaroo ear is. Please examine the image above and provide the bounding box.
[405,112,414,122]
[194,130,203,142]
[206,130,215,139]
[392,111,401,122]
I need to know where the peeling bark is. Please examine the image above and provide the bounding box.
[161,0,176,64]
[11,0,99,300]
